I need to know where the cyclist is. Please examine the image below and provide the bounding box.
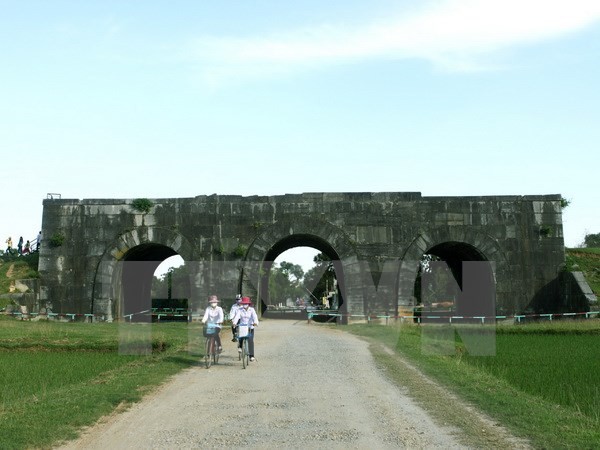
[202,295,224,353]
[229,294,242,341]
[232,296,259,361]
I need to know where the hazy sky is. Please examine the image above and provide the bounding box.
[2,1,599,270]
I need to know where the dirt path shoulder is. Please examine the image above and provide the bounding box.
[58,320,514,449]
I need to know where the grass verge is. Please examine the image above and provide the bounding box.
[348,320,600,449]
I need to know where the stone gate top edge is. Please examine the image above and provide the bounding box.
[42,192,563,205]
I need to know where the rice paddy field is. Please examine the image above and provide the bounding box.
[350,318,600,449]
[465,322,600,421]
[0,317,196,450]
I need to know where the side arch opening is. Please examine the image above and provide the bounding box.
[92,227,194,321]
[414,241,495,321]
[120,243,190,321]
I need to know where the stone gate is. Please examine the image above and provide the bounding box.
[38,192,569,320]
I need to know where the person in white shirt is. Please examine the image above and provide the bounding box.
[232,296,259,361]
[228,294,242,341]
[202,295,224,352]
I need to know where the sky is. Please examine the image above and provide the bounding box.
[2,0,600,272]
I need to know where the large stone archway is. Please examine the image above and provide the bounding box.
[239,216,358,317]
[38,192,566,318]
[90,226,196,320]
[398,229,510,313]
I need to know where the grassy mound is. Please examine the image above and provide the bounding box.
[0,253,40,309]
[566,247,600,295]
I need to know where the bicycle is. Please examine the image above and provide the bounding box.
[237,325,250,369]
[203,322,221,369]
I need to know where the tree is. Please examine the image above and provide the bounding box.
[278,261,304,282]
[268,261,304,305]
[584,232,600,248]
[303,253,336,306]
[152,265,190,309]
[414,254,458,306]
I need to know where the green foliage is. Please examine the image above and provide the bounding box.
[49,232,65,248]
[560,197,571,208]
[131,198,154,214]
[152,264,191,300]
[0,250,38,266]
[232,244,247,258]
[538,225,552,237]
[278,261,304,280]
[24,251,39,271]
[268,261,305,304]
[584,232,600,247]
[568,247,600,255]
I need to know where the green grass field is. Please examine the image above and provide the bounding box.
[1,316,599,449]
[350,319,600,449]
[467,323,600,420]
[0,318,197,450]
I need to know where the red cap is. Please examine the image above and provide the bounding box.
[240,296,252,305]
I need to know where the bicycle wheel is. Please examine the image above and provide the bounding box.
[241,338,247,369]
[245,338,250,366]
[213,339,220,365]
[205,337,213,369]
[244,338,250,368]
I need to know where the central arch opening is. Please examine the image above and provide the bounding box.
[271,247,319,309]
[259,234,345,322]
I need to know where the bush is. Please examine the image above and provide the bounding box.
[49,232,65,248]
[232,244,247,258]
[131,198,154,214]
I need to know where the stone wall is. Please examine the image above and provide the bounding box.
[38,192,566,319]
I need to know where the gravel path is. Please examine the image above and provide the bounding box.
[59,320,467,449]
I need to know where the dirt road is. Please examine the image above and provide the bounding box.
[59,320,474,449]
